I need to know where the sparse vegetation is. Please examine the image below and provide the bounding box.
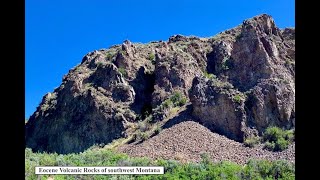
[118,67,127,77]
[119,50,127,56]
[169,107,180,116]
[124,109,136,121]
[206,75,234,89]
[131,92,187,141]
[285,129,295,142]
[105,52,114,60]
[132,130,149,142]
[235,33,243,41]
[154,124,162,135]
[114,112,124,121]
[170,92,187,107]
[285,59,295,66]
[25,148,295,180]
[221,57,234,71]
[156,92,187,114]
[97,62,104,67]
[244,136,260,148]
[204,71,216,79]
[233,94,242,103]
[222,62,229,71]
[263,127,294,151]
[162,99,173,109]
[84,82,94,90]
[140,132,149,141]
[138,120,149,132]
[73,65,84,73]
[148,53,156,65]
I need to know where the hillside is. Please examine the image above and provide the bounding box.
[25,12,295,166]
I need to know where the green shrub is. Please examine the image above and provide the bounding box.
[263,127,294,151]
[118,67,127,77]
[285,59,295,66]
[271,160,295,179]
[105,52,114,60]
[284,129,295,142]
[245,160,273,179]
[233,94,242,104]
[138,121,148,132]
[243,160,294,180]
[145,115,153,123]
[178,97,187,106]
[119,50,127,56]
[170,92,187,107]
[148,53,156,65]
[25,148,295,180]
[133,130,149,142]
[263,126,283,142]
[154,124,162,135]
[139,132,149,141]
[200,153,211,165]
[264,141,276,151]
[275,137,289,151]
[244,136,260,148]
[162,99,173,109]
[204,71,216,79]
[148,53,155,60]
[170,92,182,104]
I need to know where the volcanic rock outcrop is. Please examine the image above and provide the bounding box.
[26,14,295,153]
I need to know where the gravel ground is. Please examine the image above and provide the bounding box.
[118,121,295,165]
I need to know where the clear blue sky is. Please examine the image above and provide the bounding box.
[25,0,295,118]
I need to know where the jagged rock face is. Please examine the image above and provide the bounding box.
[25,90,126,153]
[26,14,295,153]
[152,37,210,107]
[190,14,295,141]
[189,77,246,141]
[245,78,295,132]
[207,14,294,91]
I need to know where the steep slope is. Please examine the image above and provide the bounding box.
[189,15,295,141]
[26,14,295,154]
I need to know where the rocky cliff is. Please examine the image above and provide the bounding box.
[26,14,295,154]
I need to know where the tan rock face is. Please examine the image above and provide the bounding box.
[26,14,295,153]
